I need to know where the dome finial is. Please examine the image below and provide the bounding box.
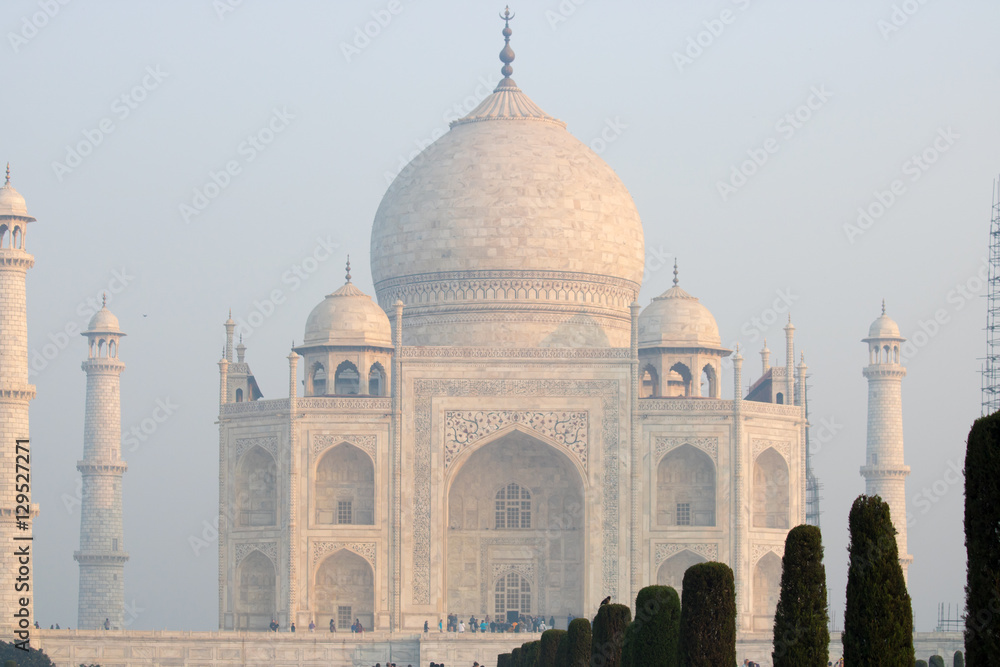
[881,298,886,315]
[345,255,352,283]
[499,6,515,80]
[102,292,107,308]
[4,163,9,186]
[672,258,679,287]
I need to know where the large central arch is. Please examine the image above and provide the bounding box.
[446,428,586,620]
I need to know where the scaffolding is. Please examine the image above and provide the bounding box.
[936,602,964,632]
[984,177,1000,416]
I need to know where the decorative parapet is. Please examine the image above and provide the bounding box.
[639,398,801,418]
[220,396,391,416]
[400,346,631,360]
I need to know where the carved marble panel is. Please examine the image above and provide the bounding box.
[444,410,588,470]
[654,542,719,568]
[234,436,278,463]
[653,436,719,463]
[311,434,377,462]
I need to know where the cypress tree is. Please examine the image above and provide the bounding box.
[772,524,830,666]
[539,629,565,667]
[566,618,591,667]
[511,646,522,667]
[965,412,1000,662]
[591,603,630,667]
[679,562,736,666]
[929,655,945,667]
[620,620,638,667]
[628,585,680,667]
[953,650,965,667]
[497,653,512,667]
[842,494,914,666]
[915,660,927,667]
[556,629,570,667]
[522,641,540,667]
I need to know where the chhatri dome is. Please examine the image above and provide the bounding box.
[0,165,35,221]
[303,258,392,348]
[638,262,723,350]
[85,295,123,334]
[370,9,645,347]
[865,299,903,340]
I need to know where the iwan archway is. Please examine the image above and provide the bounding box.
[445,428,586,621]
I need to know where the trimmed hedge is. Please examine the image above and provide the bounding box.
[679,562,736,666]
[566,618,591,667]
[842,495,913,666]
[626,585,680,667]
[539,629,565,667]
[591,604,630,667]
[965,412,1000,662]
[772,524,829,666]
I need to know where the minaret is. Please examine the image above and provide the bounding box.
[0,166,38,636]
[783,316,795,405]
[861,301,912,581]
[760,339,770,376]
[75,297,128,629]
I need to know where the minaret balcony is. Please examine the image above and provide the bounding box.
[859,464,910,478]
[76,460,128,474]
[73,550,129,565]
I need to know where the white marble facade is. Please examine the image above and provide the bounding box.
[216,57,809,638]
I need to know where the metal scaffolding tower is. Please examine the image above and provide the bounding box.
[984,178,1000,416]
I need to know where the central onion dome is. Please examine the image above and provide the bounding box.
[370,13,645,347]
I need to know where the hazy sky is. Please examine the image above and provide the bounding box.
[2,0,995,632]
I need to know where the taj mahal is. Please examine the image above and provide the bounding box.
[0,10,958,667]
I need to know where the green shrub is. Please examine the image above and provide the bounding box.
[627,585,680,667]
[539,629,564,667]
[929,655,945,667]
[772,525,830,666]
[566,618,591,667]
[965,412,1000,662]
[591,604,630,667]
[679,562,736,666]
[953,650,965,667]
[842,495,913,666]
